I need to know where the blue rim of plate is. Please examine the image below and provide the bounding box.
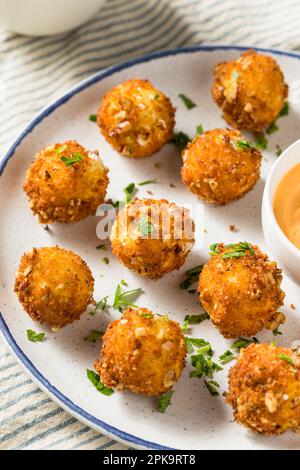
[1,44,299,450]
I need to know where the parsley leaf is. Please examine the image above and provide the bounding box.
[86,369,114,396]
[138,179,158,186]
[158,390,174,413]
[266,121,279,135]
[231,337,259,350]
[219,350,235,364]
[234,139,255,150]
[54,145,68,154]
[26,329,45,342]
[277,353,295,366]
[221,242,254,259]
[138,215,155,236]
[85,330,104,343]
[91,295,110,315]
[273,327,282,336]
[196,124,204,135]
[204,380,220,396]
[102,257,109,265]
[113,284,143,311]
[255,134,268,150]
[172,131,191,152]
[179,265,203,291]
[178,93,196,110]
[279,101,289,117]
[61,152,84,166]
[89,114,97,122]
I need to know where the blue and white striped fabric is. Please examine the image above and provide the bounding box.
[1,0,300,450]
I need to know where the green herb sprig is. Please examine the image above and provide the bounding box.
[86,369,114,396]
[179,265,203,292]
[178,94,196,110]
[26,329,45,342]
[158,390,174,413]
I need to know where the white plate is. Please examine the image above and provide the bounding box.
[1,46,300,450]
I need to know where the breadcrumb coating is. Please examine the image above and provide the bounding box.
[110,198,195,279]
[98,78,175,158]
[23,140,108,223]
[212,50,288,132]
[198,243,285,338]
[226,343,300,435]
[181,128,261,204]
[14,246,94,328]
[95,307,187,396]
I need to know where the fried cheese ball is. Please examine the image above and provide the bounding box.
[198,243,285,338]
[110,198,195,279]
[14,246,94,328]
[95,307,186,396]
[212,49,288,132]
[181,128,262,205]
[23,140,109,223]
[226,343,300,435]
[97,78,175,158]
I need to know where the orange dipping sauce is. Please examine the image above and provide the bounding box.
[274,163,300,250]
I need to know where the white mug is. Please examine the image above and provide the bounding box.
[0,0,106,36]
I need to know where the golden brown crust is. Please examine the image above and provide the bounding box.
[198,243,285,338]
[226,343,300,435]
[211,50,288,132]
[110,198,195,279]
[23,140,109,223]
[98,78,175,158]
[95,307,187,396]
[14,246,94,328]
[181,128,262,205]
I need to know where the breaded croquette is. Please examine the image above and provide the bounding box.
[110,198,195,279]
[181,128,262,205]
[23,140,108,223]
[95,307,186,396]
[198,243,285,338]
[14,246,94,328]
[226,343,300,435]
[98,78,175,158]
[212,49,288,132]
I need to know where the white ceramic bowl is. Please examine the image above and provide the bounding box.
[262,138,300,285]
[0,0,105,36]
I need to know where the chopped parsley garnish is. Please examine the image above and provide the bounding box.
[209,243,220,256]
[231,337,258,350]
[277,353,295,366]
[91,295,109,315]
[219,350,235,364]
[96,244,107,250]
[54,145,68,154]
[26,329,45,342]
[138,179,158,186]
[120,279,128,286]
[234,139,255,150]
[266,121,279,135]
[255,134,268,150]
[61,152,84,167]
[179,265,203,291]
[279,101,289,117]
[154,94,160,100]
[85,329,104,343]
[185,337,222,395]
[89,114,97,122]
[139,312,153,319]
[172,131,191,152]
[196,124,204,135]
[178,93,196,110]
[158,390,174,413]
[113,284,143,311]
[276,146,282,157]
[86,369,114,396]
[138,215,155,236]
[124,182,136,203]
[273,327,282,336]
[204,380,220,396]
[221,242,254,259]
[182,313,209,331]
[102,257,109,265]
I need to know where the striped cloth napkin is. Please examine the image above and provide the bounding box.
[1,0,300,451]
